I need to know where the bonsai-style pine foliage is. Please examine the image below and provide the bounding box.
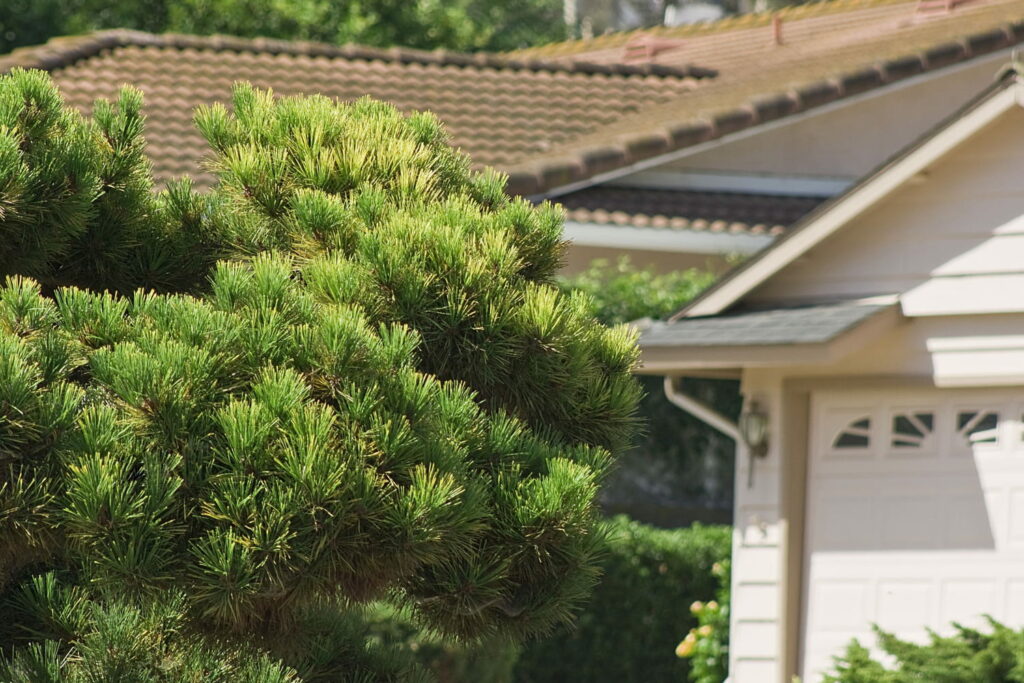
[0,69,641,680]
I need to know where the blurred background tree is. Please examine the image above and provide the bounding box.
[559,258,739,527]
[0,0,567,55]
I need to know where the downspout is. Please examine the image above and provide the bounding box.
[664,374,742,683]
[662,375,742,444]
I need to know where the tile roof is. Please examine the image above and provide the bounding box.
[2,0,1022,205]
[511,0,912,60]
[0,30,709,188]
[559,186,821,234]
[501,0,1024,194]
[639,300,893,347]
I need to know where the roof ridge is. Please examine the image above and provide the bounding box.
[0,29,717,80]
[507,0,915,59]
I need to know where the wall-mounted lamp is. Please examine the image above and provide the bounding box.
[738,401,770,488]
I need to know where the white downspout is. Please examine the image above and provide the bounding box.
[663,374,741,683]
[662,375,742,443]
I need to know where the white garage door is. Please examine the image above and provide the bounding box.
[802,388,1024,680]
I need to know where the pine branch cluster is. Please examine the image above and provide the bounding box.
[0,69,641,680]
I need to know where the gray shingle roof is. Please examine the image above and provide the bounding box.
[639,300,894,348]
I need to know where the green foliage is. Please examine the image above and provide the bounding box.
[559,258,737,525]
[0,0,565,55]
[824,618,1024,683]
[514,517,731,683]
[1,580,302,682]
[677,559,730,683]
[559,257,716,326]
[361,602,520,683]
[0,70,204,293]
[0,71,640,680]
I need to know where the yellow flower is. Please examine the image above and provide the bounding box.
[706,600,719,611]
[690,601,704,615]
[675,633,697,657]
[698,625,714,637]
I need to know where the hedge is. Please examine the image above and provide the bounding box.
[513,516,732,682]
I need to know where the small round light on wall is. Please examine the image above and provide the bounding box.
[739,401,770,459]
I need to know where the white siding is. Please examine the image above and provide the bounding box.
[730,374,789,682]
[752,107,1024,308]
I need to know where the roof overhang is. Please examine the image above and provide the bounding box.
[636,299,902,374]
[678,76,1024,319]
[523,46,1020,200]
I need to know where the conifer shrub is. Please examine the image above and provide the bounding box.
[824,618,1024,683]
[0,69,642,680]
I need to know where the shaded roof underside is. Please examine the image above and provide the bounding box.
[559,186,821,234]
[639,300,893,347]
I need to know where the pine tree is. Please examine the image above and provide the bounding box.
[0,69,641,680]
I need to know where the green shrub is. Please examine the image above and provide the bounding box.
[0,70,641,680]
[559,257,716,328]
[824,618,1024,682]
[514,516,731,683]
[362,602,520,683]
[559,258,737,527]
[677,558,730,683]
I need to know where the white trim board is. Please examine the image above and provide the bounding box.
[535,49,1015,202]
[684,81,1024,318]
[606,169,854,197]
[563,221,774,255]
[928,333,1024,386]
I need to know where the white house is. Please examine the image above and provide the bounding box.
[639,71,1024,681]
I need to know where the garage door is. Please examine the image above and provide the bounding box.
[802,388,1024,679]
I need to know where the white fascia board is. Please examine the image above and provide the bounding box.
[927,335,1024,352]
[684,83,1022,318]
[563,221,774,255]
[536,49,1014,202]
[929,334,1024,387]
[606,169,854,197]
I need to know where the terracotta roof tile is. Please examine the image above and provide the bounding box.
[3,2,1023,214]
[0,31,705,186]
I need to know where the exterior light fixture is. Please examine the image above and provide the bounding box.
[739,401,769,487]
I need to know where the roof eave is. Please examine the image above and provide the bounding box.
[505,22,1024,198]
[636,302,902,374]
[675,75,1024,320]
[562,219,774,254]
